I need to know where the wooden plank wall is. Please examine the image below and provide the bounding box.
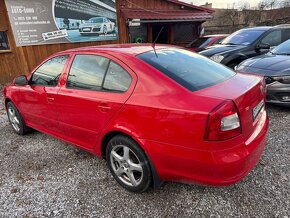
[0,0,126,84]
[0,0,191,84]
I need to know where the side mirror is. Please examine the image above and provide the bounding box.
[15,75,28,86]
[256,43,270,50]
[269,46,276,51]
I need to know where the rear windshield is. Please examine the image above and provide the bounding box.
[188,37,212,48]
[138,48,235,91]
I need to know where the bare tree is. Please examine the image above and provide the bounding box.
[240,3,260,26]
[223,3,239,27]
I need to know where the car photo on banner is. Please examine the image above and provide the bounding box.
[54,0,118,43]
[4,0,119,46]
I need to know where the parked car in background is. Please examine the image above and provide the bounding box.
[4,44,268,192]
[186,34,228,52]
[237,39,290,106]
[79,17,115,35]
[200,25,290,69]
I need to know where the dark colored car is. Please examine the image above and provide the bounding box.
[186,34,228,52]
[237,39,290,106]
[3,44,268,192]
[200,25,290,69]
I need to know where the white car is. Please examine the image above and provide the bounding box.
[79,17,115,35]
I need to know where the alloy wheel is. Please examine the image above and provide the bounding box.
[110,144,143,187]
[8,106,20,132]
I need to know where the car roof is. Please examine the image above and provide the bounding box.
[239,26,273,31]
[58,44,177,56]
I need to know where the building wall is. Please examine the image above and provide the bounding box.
[0,0,205,84]
[0,0,127,84]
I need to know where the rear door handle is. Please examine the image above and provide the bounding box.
[98,103,111,112]
[47,97,55,102]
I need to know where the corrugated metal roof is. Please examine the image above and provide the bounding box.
[121,9,213,21]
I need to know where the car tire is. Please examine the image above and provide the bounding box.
[227,62,239,70]
[6,102,30,135]
[103,26,107,35]
[106,134,152,193]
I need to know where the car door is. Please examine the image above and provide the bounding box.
[57,53,136,149]
[17,55,69,133]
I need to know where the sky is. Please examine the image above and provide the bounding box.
[181,0,261,8]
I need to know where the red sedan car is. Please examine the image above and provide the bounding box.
[186,34,228,52]
[4,44,268,192]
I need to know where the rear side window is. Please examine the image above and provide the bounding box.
[67,55,109,90]
[282,29,290,41]
[30,55,68,86]
[138,48,235,91]
[67,54,132,92]
[103,61,132,92]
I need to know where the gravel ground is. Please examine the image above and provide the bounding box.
[0,84,289,218]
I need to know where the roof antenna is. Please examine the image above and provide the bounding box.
[152,26,164,58]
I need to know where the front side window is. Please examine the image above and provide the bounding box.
[138,48,235,91]
[261,30,282,46]
[30,55,68,86]
[67,55,109,90]
[103,61,132,92]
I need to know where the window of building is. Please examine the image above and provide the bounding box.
[0,31,10,50]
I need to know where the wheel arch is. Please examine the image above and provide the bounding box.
[225,53,248,67]
[100,130,163,189]
[4,97,12,109]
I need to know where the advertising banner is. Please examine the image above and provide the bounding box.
[5,0,119,46]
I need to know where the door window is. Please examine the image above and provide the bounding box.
[67,54,109,90]
[282,29,290,41]
[103,61,132,92]
[261,30,282,46]
[30,55,68,86]
[67,54,132,92]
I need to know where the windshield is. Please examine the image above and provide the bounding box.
[271,39,290,55]
[187,37,212,48]
[138,48,235,91]
[86,17,103,23]
[222,29,265,45]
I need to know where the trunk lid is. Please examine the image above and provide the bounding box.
[197,73,265,140]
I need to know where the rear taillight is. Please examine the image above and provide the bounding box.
[205,100,242,141]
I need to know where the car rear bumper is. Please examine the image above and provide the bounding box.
[142,110,269,186]
[266,82,290,106]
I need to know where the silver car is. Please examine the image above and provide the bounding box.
[79,17,115,35]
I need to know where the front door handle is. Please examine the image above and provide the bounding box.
[98,103,111,112]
